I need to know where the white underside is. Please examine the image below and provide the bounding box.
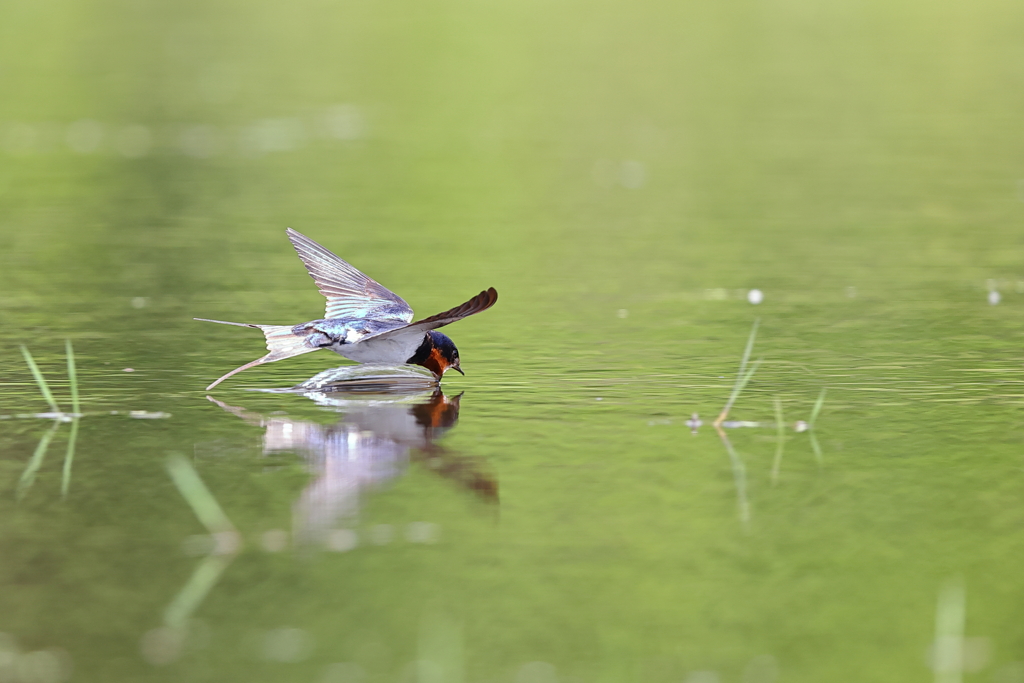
[329,333,425,365]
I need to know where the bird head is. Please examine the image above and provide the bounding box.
[413,331,463,378]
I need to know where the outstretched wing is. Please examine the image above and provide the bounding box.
[366,287,498,344]
[286,228,414,322]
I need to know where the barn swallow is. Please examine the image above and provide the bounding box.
[196,228,498,390]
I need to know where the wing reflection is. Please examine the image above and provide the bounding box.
[208,385,496,547]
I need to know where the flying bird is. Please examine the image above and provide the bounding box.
[196,228,498,390]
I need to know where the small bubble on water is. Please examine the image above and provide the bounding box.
[369,524,393,545]
[66,119,103,153]
[747,289,764,305]
[326,529,357,552]
[616,309,628,318]
[620,160,646,188]
[595,397,603,401]
[988,290,1001,305]
[406,522,439,544]
[213,530,242,555]
[323,105,364,141]
[846,286,857,298]
[705,288,728,301]
[131,296,148,308]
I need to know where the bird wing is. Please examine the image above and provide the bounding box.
[286,228,414,322]
[364,287,498,344]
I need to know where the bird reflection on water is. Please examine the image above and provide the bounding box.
[207,368,497,548]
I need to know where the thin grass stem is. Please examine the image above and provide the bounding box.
[20,346,60,414]
[163,554,234,629]
[65,340,80,416]
[17,421,60,500]
[714,424,750,527]
[809,387,826,427]
[716,357,763,425]
[771,396,784,485]
[809,430,823,465]
[714,320,761,426]
[165,454,237,535]
[736,318,760,383]
[61,419,79,497]
[808,386,826,464]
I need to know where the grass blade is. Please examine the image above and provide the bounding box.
[807,387,826,464]
[17,421,60,500]
[809,430,823,465]
[165,454,237,535]
[65,340,80,416]
[163,554,233,629]
[716,357,763,425]
[771,396,784,485]
[20,346,60,414]
[61,419,79,497]
[714,319,762,426]
[809,387,826,427]
[736,318,760,381]
[714,425,749,527]
[734,357,763,404]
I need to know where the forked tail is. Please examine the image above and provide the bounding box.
[194,318,317,390]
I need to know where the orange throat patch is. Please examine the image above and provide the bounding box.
[421,347,450,377]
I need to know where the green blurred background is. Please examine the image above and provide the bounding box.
[2,0,1024,681]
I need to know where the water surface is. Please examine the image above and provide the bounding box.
[2,0,1024,681]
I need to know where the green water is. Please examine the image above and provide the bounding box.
[2,0,1024,681]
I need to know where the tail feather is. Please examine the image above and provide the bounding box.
[194,318,258,328]
[197,320,319,390]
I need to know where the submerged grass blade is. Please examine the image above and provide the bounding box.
[20,346,60,414]
[65,340,79,416]
[17,421,61,500]
[809,387,827,427]
[714,425,750,527]
[771,396,784,485]
[809,430,823,465]
[163,554,234,629]
[166,454,237,535]
[808,387,826,464]
[61,419,79,497]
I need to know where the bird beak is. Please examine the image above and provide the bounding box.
[452,363,464,376]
